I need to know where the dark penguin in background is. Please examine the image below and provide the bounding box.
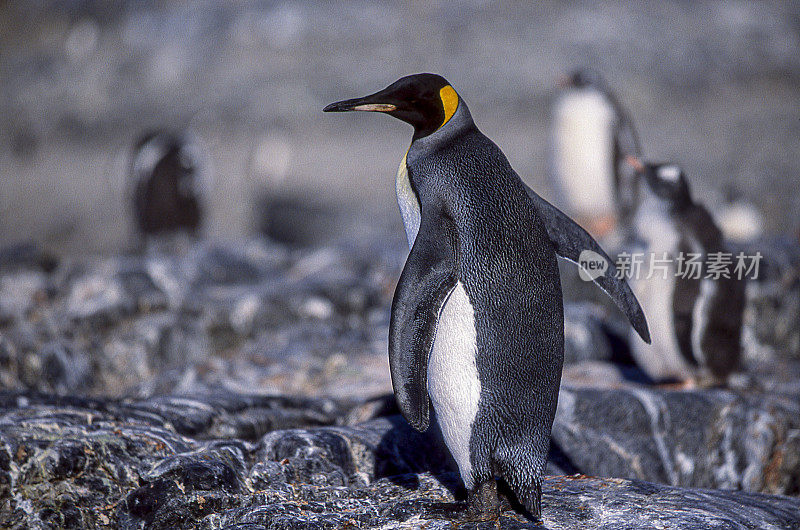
[551,69,642,237]
[626,158,745,385]
[324,74,650,521]
[129,130,208,240]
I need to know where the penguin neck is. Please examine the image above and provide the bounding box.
[408,100,475,165]
[397,101,476,249]
[668,201,692,217]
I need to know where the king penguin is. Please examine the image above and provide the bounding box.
[324,74,650,520]
[551,69,642,237]
[625,158,745,385]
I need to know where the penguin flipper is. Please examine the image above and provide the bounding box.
[389,206,458,432]
[523,183,651,344]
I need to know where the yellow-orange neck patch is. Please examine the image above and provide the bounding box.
[439,85,459,129]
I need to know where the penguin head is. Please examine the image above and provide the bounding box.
[628,158,692,208]
[132,131,202,200]
[561,68,605,90]
[324,73,460,140]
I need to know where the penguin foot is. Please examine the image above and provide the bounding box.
[657,377,697,390]
[695,372,729,389]
[464,479,500,522]
[579,214,617,239]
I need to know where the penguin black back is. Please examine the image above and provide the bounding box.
[414,121,565,518]
[130,130,205,237]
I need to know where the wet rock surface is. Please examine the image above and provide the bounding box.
[553,375,800,495]
[0,238,400,399]
[1,238,800,528]
[2,391,800,529]
[2,237,798,400]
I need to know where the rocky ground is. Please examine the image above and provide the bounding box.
[1,235,800,528]
[2,393,800,529]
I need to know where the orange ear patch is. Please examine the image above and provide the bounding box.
[439,85,459,128]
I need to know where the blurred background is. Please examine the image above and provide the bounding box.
[1,0,799,254]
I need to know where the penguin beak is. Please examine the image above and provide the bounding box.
[323,96,397,113]
[324,84,403,113]
[628,157,661,191]
[625,155,645,173]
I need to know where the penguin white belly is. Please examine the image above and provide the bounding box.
[630,271,690,379]
[427,281,481,489]
[553,89,616,218]
[630,207,692,379]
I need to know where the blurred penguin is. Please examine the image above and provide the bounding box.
[551,69,641,239]
[625,157,745,386]
[712,183,765,244]
[129,130,210,248]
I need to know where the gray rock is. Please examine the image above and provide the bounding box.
[115,262,169,314]
[0,239,799,528]
[0,395,193,528]
[552,382,800,496]
[65,271,131,326]
[0,243,57,273]
[740,237,800,364]
[0,239,398,397]
[0,269,49,323]
[30,341,92,394]
[127,393,347,440]
[1,391,799,529]
[0,338,21,390]
[563,302,637,367]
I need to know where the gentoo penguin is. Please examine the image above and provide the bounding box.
[626,158,745,385]
[551,69,642,237]
[324,74,650,520]
[129,130,209,239]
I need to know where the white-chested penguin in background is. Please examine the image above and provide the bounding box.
[129,130,209,243]
[551,69,642,238]
[626,158,745,385]
[713,183,765,244]
[324,74,650,521]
